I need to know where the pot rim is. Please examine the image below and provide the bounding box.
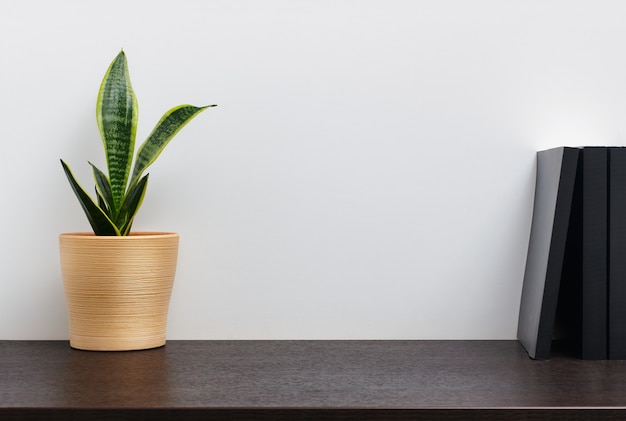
[59,232,179,239]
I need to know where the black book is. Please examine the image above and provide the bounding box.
[609,147,626,359]
[518,147,580,360]
[580,147,608,360]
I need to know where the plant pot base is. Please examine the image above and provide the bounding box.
[69,339,166,352]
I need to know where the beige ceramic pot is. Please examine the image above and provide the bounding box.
[59,232,179,351]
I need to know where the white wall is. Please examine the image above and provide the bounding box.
[1,0,624,340]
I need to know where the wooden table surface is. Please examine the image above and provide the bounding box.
[1,340,626,420]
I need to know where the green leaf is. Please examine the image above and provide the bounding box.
[60,160,120,236]
[130,104,215,185]
[116,174,149,235]
[96,50,138,210]
[64,51,214,236]
[90,162,115,216]
[96,190,109,215]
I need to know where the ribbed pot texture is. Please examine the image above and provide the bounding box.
[59,232,179,351]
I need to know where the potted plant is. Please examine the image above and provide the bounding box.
[59,50,216,351]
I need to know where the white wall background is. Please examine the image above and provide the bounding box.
[1,0,625,340]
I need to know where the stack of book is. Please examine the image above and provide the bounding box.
[518,146,626,360]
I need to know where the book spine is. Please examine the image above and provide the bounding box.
[609,147,626,359]
[517,147,580,360]
[581,147,608,360]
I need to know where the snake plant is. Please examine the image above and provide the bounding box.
[61,50,215,235]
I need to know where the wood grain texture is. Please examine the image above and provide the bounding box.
[59,232,179,351]
[2,340,626,420]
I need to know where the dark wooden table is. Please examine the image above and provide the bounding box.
[1,340,626,420]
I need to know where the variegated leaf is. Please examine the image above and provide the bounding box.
[61,160,120,236]
[130,104,215,185]
[96,50,137,210]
